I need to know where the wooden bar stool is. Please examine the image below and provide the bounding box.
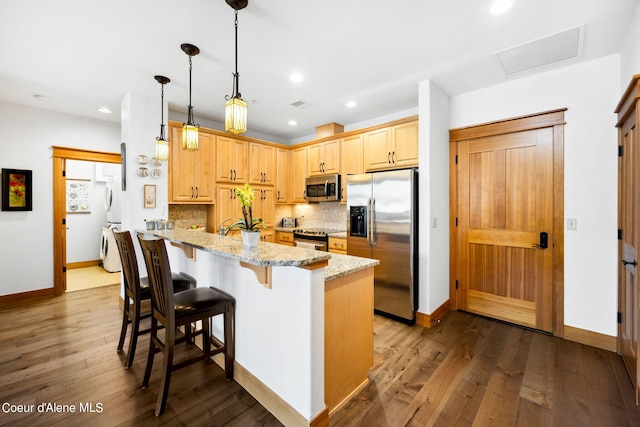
[113,230,196,368]
[138,236,235,416]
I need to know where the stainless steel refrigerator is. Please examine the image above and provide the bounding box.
[347,169,418,324]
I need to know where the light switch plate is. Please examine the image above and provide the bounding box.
[567,218,577,230]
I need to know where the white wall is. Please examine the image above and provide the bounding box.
[620,2,640,90]
[0,102,120,295]
[418,81,450,315]
[449,54,620,337]
[65,160,109,263]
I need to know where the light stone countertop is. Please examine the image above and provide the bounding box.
[140,228,377,281]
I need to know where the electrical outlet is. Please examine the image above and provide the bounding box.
[567,218,577,230]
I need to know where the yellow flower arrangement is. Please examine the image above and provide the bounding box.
[226,183,265,232]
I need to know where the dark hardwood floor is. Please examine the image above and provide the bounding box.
[0,284,638,426]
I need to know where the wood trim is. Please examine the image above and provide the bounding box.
[51,146,121,163]
[211,353,319,426]
[450,140,459,310]
[416,299,451,328]
[0,287,55,308]
[299,259,330,270]
[66,260,101,269]
[169,115,419,148]
[52,147,121,298]
[564,325,616,352]
[552,123,565,338]
[53,156,66,296]
[449,109,565,336]
[310,407,330,427]
[449,109,567,142]
[614,73,640,125]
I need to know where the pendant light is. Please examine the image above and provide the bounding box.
[154,75,170,161]
[225,0,248,135]
[181,43,200,151]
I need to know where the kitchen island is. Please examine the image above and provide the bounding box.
[139,228,378,426]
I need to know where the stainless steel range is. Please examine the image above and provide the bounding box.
[293,229,329,251]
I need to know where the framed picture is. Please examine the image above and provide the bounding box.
[2,169,33,211]
[144,184,156,208]
[66,178,91,214]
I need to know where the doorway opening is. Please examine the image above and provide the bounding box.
[52,146,121,296]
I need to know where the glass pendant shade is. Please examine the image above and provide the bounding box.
[155,136,169,161]
[225,97,247,134]
[181,43,200,151]
[154,75,171,161]
[182,124,199,151]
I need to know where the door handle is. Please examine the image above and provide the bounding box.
[532,231,548,249]
[622,259,638,267]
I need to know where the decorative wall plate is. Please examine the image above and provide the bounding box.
[136,155,148,165]
[137,167,149,177]
[151,168,161,179]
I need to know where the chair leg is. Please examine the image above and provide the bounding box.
[155,328,175,416]
[141,319,157,389]
[224,304,235,380]
[117,299,130,353]
[125,302,141,369]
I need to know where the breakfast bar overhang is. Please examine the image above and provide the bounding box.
[139,228,378,426]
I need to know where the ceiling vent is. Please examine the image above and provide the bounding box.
[495,25,584,75]
[289,99,308,108]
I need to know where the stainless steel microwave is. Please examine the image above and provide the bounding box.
[305,174,341,202]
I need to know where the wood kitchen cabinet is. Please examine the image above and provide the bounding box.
[252,186,275,227]
[260,229,275,243]
[216,135,248,183]
[216,183,243,230]
[249,142,276,186]
[340,134,364,202]
[276,147,290,204]
[308,139,340,176]
[168,125,215,203]
[364,120,418,171]
[290,146,308,203]
[276,230,294,246]
[328,236,347,254]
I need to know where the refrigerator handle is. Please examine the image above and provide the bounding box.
[371,198,377,246]
[367,198,373,246]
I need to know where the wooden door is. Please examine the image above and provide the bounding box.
[616,74,640,404]
[452,111,565,333]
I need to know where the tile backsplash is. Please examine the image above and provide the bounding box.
[169,202,348,231]
[168,205,208,229]
[290,202,347,231]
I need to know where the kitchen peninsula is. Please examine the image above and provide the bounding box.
[140,228,378,426]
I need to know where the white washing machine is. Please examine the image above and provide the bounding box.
[100,223,121,272]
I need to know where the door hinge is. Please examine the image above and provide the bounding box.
[618,311,623,324]
[62,266,67,273]
[618,229,623,240]
[455,155,458,164]
[62,218,66,225]
[455,217,458,227]
[455,280,459,290]
[62,170,66,177]
[619,145,624,157]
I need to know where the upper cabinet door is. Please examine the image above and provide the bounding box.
[392,121,419,168]
[217,136,248,183]
[249,143,276,186]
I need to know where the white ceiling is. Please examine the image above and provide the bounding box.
[0,0,637,142]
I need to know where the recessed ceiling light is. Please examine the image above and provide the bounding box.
[290,72,304,83]
[97,107,112,114]
[288,120,298,126]
[34,94,50,102]
[346,100,357,108]
[490,0,513,15]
